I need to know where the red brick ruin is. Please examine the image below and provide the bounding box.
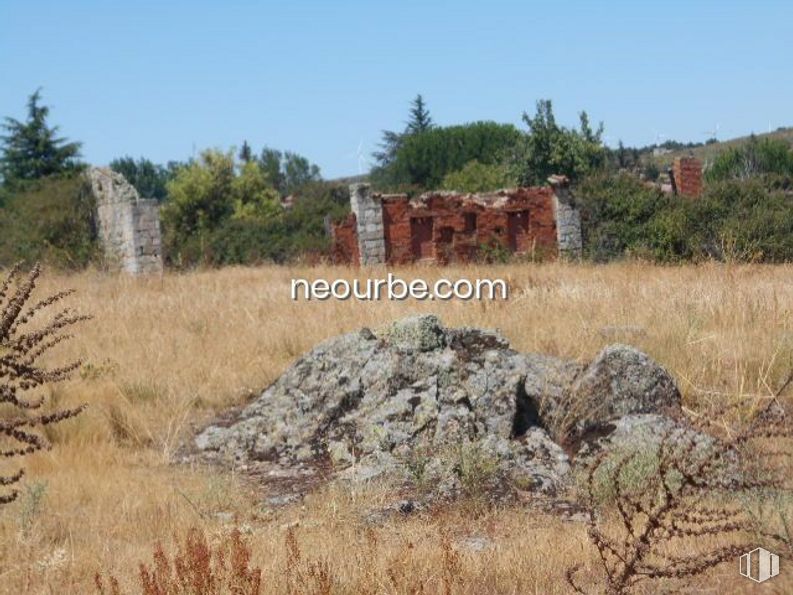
[671,156,703,197]
[331,158,704,266]
[331,176,583,266]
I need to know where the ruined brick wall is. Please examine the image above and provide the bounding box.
[332,184,575,266]
[330,213,359,265]
[381,188,558,265]
[672,157,703,197]
[88,168,163,274]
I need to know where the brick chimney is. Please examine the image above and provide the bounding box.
[672,157,703,198]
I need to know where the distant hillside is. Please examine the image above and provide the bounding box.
[648,127,793,168]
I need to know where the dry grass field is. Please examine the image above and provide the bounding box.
[1,262,792,593]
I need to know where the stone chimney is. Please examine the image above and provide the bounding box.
[672,157,703,198]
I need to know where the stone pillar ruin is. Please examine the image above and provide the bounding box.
[349,183,386,265]
[548,175,583,260]
[88,167,163,274]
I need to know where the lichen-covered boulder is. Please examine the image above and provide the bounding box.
[190,317,691,504]
[570,344,681,433]
[193,315,571,497]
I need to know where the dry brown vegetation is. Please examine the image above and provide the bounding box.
[1,262,792,593]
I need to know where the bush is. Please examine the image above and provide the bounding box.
[706,135,793,182]
[578,174,793,263]
[577,173,672,261]
[441,160,515,193]
[0,174,98,268]
[372,121,521,190]
[165,181,349,267]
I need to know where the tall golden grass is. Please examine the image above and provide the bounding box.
[1,262,792,593]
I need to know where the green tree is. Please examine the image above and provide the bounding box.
[256,147,321,195]
[0,90,83,189]
[406,94,433,135]
[373,94,434,168]
[230,160,281,221]
[109,156,178,201]
[376,121,521,190]
[512,99,606,185]
[258,148,285,191]
[282,152,321,195]
[171,150,281,229]
[238,140,253,163]
[176,181,350,267]
[161,149,282,263]
[441,160,514,193]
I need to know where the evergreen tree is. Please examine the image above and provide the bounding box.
[373,94,433,168]
[372,129,403,168]
[405,94,433,134]
[239,140,253,163]
[0,90,82,188]
[109,156,176,201]
[617,140,627,168]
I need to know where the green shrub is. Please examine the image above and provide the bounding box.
[441,160,515,193]
[706,135,793,182]
[578,173,793,263]
[165,181,349,267]
[0,174,98,268]
[372,121,521,190]
[577,173,671,261]
[511,99,607,186]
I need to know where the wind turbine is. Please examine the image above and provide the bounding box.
[346,138,369,175]
[702,123,720,140]
[651,129,666,146]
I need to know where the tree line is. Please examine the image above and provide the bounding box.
[1,90,793,267]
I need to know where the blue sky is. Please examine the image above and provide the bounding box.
[1,0,791,179]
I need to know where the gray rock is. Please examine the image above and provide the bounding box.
[522,354,584,441]
[382,314,446,352]
[573,413,738,490]
[571,344,680,433]
[191,317,688,503]
[193,315,572,499]
[576,414,711,457]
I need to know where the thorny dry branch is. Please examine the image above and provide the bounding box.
[567,375,793,594]
[0,263,90,504]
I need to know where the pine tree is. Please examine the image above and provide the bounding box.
[239,140,253,163]
[405,94,433,135]
[373,94,433,168]
[0,90,83,188]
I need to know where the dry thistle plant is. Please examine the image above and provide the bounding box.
[0,263,90,505]
[567,388,793,594]
[134,527,263,595]
[96,528,263,595]
[284,526,334,595]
